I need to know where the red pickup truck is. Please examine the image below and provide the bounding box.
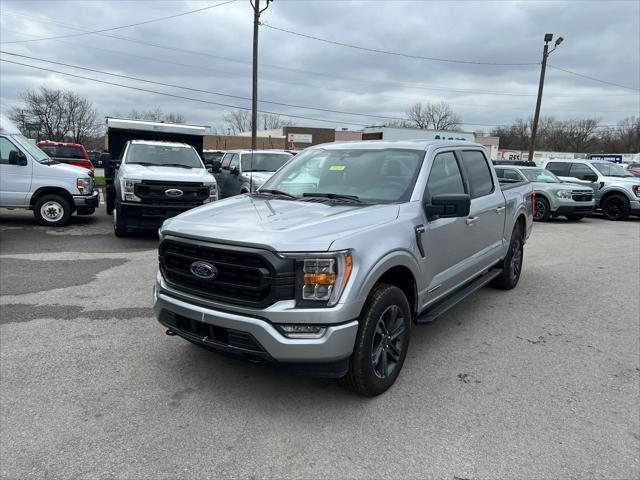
[36,140,94,174]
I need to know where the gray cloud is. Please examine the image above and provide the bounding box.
[1,0,638,133]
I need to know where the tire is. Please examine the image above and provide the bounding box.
[113,203,129,237]
[491,223,524,290]
[106,185,115,215]
[33,194,72,227]
[601,194,630,221]
[341,283,411,397]
[565,214,584,221]
[533,196,550,221]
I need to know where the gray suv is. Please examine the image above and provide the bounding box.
[155,141,533,396]
[544,159,640,220]
[495,166,595,221]
[213,150,293,197]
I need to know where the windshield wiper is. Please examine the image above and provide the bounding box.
[257,189,297,199]
[129,162,156,166]
[302,192,362,202]
[161,163,193,169]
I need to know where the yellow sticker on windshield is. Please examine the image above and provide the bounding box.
[329,165,346,171]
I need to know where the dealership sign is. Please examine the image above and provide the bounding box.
[288,133,312,143]
[589,154,623,164]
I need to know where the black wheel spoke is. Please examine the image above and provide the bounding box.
[389,324,405,341]
[379,349,388,377]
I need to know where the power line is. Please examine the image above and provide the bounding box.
[0,0,238,44]
[0,58,370,126]
[263,24,538,67]
[549,64,640,92]
[2,9,637,99]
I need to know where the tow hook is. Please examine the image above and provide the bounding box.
[165,329,176,336]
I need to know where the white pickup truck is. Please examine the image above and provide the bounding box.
[0,115,98,227]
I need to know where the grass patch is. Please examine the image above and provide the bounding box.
[94,176,105,187]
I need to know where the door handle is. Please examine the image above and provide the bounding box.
[414,225,426,258]
[495,206,506,214]
[466,216,479,226]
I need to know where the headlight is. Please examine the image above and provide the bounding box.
[633,185,640,198]
[122,178,141,202]
[282,251,353,307]
[204,183,218,203]
[555,190,572,199]
[76,177,92,194]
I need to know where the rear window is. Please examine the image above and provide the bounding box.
[546,162,568,176]
[241,152,293,172]
[39,144,86,159]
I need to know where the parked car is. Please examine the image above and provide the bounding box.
[112,140,218,236]
[155,140,534,396]
[625,162,640,177]
[87,150,102,167]
[213,150,294,197]
[0,115,98,226]
[495,165,595,221]
[36,140,94,174]
[542,159,640,220]
[202,149,225,172]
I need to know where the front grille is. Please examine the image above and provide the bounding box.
[167,313,265,352]
[135,180,209,205]
[159,237,295,308]
[572,191,593,202]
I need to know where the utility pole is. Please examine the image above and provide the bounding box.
[529,33,563,162]
[250,0,273,152]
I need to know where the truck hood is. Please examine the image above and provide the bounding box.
[39,161,91,177]
[162,195,400,252]
[602,175,640,186]
[120,164,216,183]
[243,171,274,187]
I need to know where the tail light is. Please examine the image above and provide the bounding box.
[530,191,535,215]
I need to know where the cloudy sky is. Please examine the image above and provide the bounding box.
[1,0,638,134]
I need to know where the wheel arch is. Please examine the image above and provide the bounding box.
[29,187,75,211]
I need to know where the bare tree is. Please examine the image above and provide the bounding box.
[261,113,295,130]
[124,107,184,123]
[8,86,98,143]
[223,109,252,135]
[405,101,462,131]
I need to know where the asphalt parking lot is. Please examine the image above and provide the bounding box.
[1,208,638,479]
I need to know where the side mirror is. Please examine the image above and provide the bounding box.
[230,165,239,176]
[425,194,471,220]
[584,174,598,182]
[8,150,27,166]
[212,162,221,174]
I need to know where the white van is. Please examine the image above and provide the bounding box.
[0,115,99,227]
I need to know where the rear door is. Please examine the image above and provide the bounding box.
[459,149,505,271]
[217,153,233,197]
[227,154,241,195]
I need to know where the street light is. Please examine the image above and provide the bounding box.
[528,33,564,162]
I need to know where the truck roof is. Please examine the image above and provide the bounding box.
[309,139,484,151]
[129,139,193,148]
[224,149,294,154]
[0,114,21,135]
[106,117,206,136]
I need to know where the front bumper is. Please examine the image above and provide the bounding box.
[630,199,640,216]
[72,190,99,208]
[153,276,359,365]
[554,205,595,216]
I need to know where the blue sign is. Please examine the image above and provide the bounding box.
[590,154,623,163]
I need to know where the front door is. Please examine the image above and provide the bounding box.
[419,151,471,304]
[0,136,32,206]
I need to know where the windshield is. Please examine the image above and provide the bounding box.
[39,144,86,159]
[521,168,561,183]
[592,162,633,177]
[125,144,204,168]
[241,152,292,172]
[260,148,424,203]
[12,135,51,163]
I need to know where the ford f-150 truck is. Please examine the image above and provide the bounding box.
[154,140,534,396]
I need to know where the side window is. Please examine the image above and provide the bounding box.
[221,153,232,170]
[546,162,568,176]
[569,163,596,180]
[425,151,465,200]
[229,154,240,170]
[495,168,521,181]
[460,150,494,198]
[0,137,20,165]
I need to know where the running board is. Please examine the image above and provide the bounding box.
[416,269,502,324]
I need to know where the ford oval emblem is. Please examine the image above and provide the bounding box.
[165,188,183,198]
[190,261,217,279]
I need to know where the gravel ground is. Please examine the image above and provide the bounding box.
[1,208,638,479]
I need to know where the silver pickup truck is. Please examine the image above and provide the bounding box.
[154,140,534,396]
